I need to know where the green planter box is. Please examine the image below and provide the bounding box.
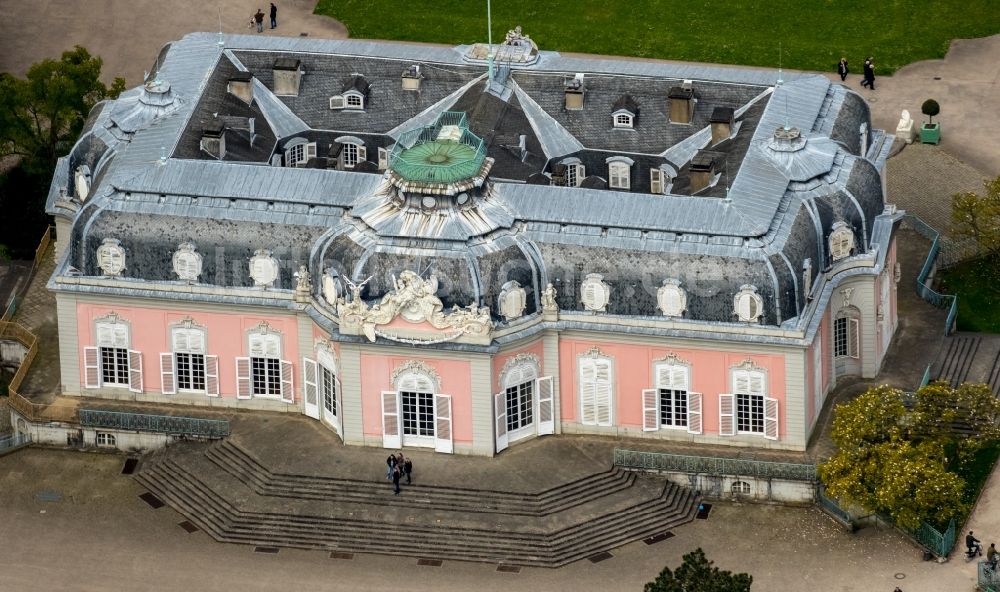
[921,123,941,145]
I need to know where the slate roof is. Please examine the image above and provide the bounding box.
[47,33,895,332]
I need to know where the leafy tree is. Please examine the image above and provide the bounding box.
[952,175,1000,265]
[645,548,752,592]
[0,46,123,167]
[819,383,1000,529]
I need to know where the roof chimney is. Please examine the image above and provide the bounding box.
[402,64,423,91]
[668,81,695,124]
[273,58,303,96]
[710,107,735,145]
[200,121,226,159]
[227,71,254,104]
[689,151,717,193]
[565,73,585,110]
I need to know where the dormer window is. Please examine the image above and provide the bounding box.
[829,222,855,261]
[614,113,633,128]
[606,156,634,190]
[331,74,370,111]
[334,136,367,169]
[557,157,585,187]
[284,138,316,167]
[611,94,638,129]
[345,93,363,109]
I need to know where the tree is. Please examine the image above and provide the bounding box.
[645,548,752,592]
[952,175,1000,259]
[0,46,123,167]
[819,382,1000,529]
[921,99,940,125]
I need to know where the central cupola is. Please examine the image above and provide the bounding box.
[387,111,493,196]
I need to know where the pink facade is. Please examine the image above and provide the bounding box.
[558,339,787,437]
[492,340,546,392]
[359,354,473,445]
[76,303,301,398]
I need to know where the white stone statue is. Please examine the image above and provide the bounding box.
[541,283,558,312]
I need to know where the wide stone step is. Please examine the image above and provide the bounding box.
[206,440,637,515]
[137,441,698,567]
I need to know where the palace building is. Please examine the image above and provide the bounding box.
[45,31,899,456]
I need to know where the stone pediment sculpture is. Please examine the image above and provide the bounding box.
[335,270,492,343]
[657,278,687,317]
[581,273,611,312]
[541,282,558,312]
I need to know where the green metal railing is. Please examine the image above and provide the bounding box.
[817,486,853,526]
[389,111,487,184]
[907,518,957,559]
[613,448,817,481]
[906,214,958,335]
[0,432,31,453]
[78,409,230,438]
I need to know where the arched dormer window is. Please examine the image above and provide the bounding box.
[284,137,316,167]
[613,112,633,128]
[558,157,585,187]
[606,156,634,190]
[829,222,856,261]
[834,307,861,359]
[334,136,367,169]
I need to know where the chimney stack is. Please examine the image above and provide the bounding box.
[668,80,695,124]
[273,58,303,96]
[564,73,585,110]
[401,65,423,91]
[710,107,735,145]
[689,151,717,193]
[200,121,226,159]
[227,71,254,104]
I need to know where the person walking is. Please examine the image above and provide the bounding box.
[254,9,265,33]
[403,456,413,485]
[988,543,998,569]
[837,57,849,82]
[392,464,402,495]
[861,57,875,90]
[386,453,398,480]
[269,3,278,29]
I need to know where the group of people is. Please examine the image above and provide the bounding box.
[837,56,877,90]
[966,530,998,568]
[386,452,414,495]
[250,3,278,33]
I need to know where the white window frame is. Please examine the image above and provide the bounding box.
[378,146,389,171]
[342,143,359,168]
[727,364,777,439]
[88,315,142,393]
[560,159,585,188]
[501,360,539,441]
[608,161,630,189]
[345,92,364,109]
[237,325,293,403]
[655,362,690,429]
[393,367,439,448]
[578,352,613,427]
[95,432,117,447]
[170,325,208,394]
[329,95,345,110]
[285,140,316,168]
[613,113,633,128]
[834,313,861,359]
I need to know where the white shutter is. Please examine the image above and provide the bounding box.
[576,164,586,185]
[334,376,343,437]
[595,360,613,426]
[672,366,689,391]
[382,391,401,449]
[687,392,703,434]
[188,330,205,354]
[579,359,597,425]
[172,329,189,353]
[494,392,508,453]
[378,147,389,170]
[303,357,319,419]
[764,396,779,440]
[734,370,751,395]
[655,364,672,389]
[357,145,367,163]
[642,388,659,431]
[96,324,114,347]
[329,95,345,110]
[160,353,176,395]
[749,371,765,396]
[306,143,317,159]
[849,318,860,359]
[536,376,555,435]
[434,394,453,454]
[236,357,252,399]
[83,346,101,389]
[113,325,129,348]
[719,393,735,436]
[280,360,294,403]
[205,355,220,396]
[127,350,143,393]
[650,168,663,194]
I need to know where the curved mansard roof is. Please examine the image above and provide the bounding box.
[49,33,894,332]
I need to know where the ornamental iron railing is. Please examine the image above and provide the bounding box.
[905,214,958,333]
[389,111,487,184]
[817,485,853,526]
[613,448,817,481]
[907,518,957,559]
[78,409,230,439]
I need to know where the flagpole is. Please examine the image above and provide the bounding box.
[486,0,494,84]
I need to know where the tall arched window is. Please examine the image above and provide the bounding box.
[834,308,861,359]
[84,312,143,393]
[236,322,292,403]
[500,355,540,436]
[161,319,218,396]
[578,348,613,426]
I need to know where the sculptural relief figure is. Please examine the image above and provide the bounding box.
[498,280,527,321]
[541,282,558,312]
[322,271,340,306]
[295,265,311,293]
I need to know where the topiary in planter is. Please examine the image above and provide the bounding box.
[922,99,940,125]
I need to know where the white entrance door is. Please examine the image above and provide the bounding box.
[401,390,436,448]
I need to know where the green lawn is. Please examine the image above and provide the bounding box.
[315,0,1000,75]
[938,255,1000,333]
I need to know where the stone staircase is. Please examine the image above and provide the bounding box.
[136,440,697,567]
[936,335,982,387]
